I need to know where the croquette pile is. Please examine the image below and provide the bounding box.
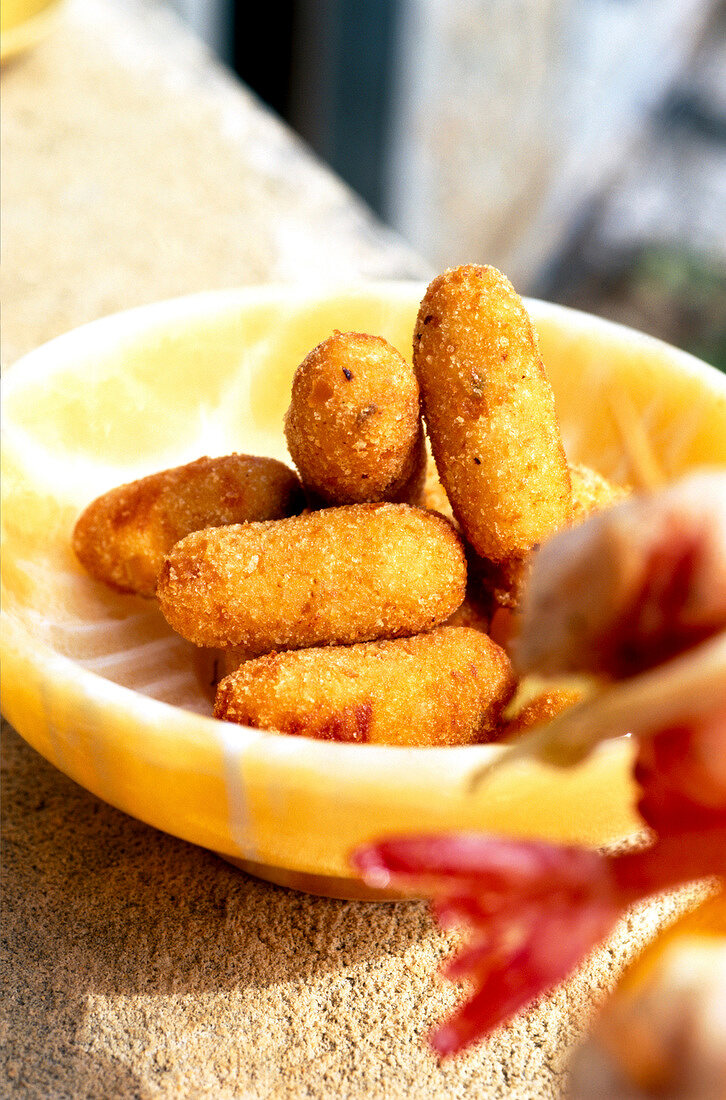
[72,265,629,746]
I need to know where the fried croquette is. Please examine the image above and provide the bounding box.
[570,462,630,525]
[157,502,467,650]
[214,626,515,746]
[413,265,572,576]
[284,331,426,506]
[502,688,583,739]
[72,454,305,597]
[465,463,631,612]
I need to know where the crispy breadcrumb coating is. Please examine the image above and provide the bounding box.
[465,463,632,611]
[72,454,304,597]
[157,502,467,650]
[214,626,515,746]
[413,265,572,573]
[570,462,630,525]
[285,331,425,506]
[502,688,583,739]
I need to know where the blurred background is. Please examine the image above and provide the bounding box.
[168,0,725,369]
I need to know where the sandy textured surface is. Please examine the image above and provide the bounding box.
[0,2,709,1096]
[2,724,708,1099]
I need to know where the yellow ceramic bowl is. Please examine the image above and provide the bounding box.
[3,284,725,898]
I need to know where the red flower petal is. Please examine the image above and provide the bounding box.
[352,706,726,1057]
[352,833,610,898]
[353,835,623,1052]
[429,897,617,1055]
[611,828,726,900]
[353,824,726,1056]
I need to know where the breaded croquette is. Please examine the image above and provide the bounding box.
[214,626,515,746]
[502,687,583,739]
[413,265,572,586]
[72,454,305,597]
[285,331,426,506]
[420,432,626,539]
[157,503,467,650]
[464,463,631,611]
[570,462,630,525]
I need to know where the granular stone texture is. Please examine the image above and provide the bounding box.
[2,723,710,1099]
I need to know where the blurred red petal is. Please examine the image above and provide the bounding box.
[635,707,726,833]
[602,522,720,677]
[353,834,610,898]
[353,835,624,1053]
[612,828,726,900]
[429,898,618,1055]
[352,715,726,1059]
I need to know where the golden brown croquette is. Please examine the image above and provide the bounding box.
[284,331,425,506]
[413,265,572,578]
[570,462,630,525]
[72,454,304,597]
[214,627,515,746]
[157,503,467,650]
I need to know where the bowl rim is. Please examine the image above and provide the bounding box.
[6,279,725,393]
